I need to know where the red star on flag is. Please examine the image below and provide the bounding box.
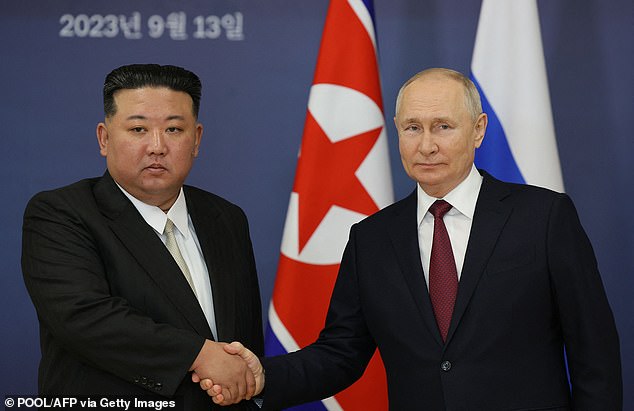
[293,110,381,253]
[266,1,391,408]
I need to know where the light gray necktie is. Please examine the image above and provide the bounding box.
[164,219,197,296]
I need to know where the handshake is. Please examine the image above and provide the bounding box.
[190,340,264,406]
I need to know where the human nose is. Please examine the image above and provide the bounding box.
[148,129,167,155]
[417,131,437,156]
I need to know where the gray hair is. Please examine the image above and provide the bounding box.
[394,68,482,121]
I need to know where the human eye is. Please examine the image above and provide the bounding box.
[166,127,182,134]
[434,121,452,132]
[130,126,146,133]
[404,124,421,133]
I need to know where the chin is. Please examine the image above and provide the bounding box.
[414,172,444,186]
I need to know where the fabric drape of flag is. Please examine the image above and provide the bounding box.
[471,0,564,191]
[264,0,392,409]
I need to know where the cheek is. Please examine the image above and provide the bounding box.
[447,141,475,168]
[445,137,468,156]
[110,145,151,172]
[398,138,416,160]
[118,144,146,161]
[170,143,198,165]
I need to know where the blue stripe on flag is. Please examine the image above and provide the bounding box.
[361,0,375,21]
[470,75,526,185]
[264,323,287,356]
[264,324,286,357]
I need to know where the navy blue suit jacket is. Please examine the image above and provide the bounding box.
[261,171,621,410]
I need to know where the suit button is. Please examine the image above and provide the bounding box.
[155,382,163,391]
[441,360,452,371]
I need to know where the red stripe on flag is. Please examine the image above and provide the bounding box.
[273,254,339,347]
[268,0,390,408]
[336,350,388,410]
[313,0,383,109]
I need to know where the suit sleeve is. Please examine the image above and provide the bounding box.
[233,206,264,356]
[261,224,376,409]
[21,191,204,396]
[547,194,622,409]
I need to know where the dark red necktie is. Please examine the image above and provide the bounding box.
[428,200,458,342]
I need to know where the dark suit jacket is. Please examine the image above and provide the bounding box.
[22,172,263,410]
[261,171,621,410]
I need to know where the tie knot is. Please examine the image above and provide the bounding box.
[164,218,175,235]
[429,200,452,219]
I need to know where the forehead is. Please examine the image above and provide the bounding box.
[112,87,194,116]
[398,76,466,118]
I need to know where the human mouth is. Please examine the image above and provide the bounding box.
[145,163,167,173]
[416,162,442,168]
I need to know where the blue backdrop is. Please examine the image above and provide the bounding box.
[2,0,632,407]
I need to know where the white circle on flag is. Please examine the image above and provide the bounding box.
[280,84,393,265]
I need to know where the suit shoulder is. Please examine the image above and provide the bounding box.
[354,194,413,230]
[481,175,580,226]
[183,185,247,218]
[26,177,101,210]
[182,185,240,208]
[483,172,569,203]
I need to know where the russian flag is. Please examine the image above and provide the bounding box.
[264,0,392,409]
[471,0,564,191]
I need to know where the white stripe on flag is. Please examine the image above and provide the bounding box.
[471,0,564,192]
[347,0,376,47]
[267,302,300,353]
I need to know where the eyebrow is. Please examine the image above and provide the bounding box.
[125,115,147,121]
[124,115,186,121]
[400,115,453,123]
[432,117,453,123]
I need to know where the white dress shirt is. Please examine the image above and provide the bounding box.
[416,165,483,289]
[117,185,218,339]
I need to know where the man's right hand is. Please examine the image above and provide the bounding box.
[196,341,265,405]
[189,340,256,404]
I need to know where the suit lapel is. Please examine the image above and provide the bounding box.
[184,187,235,343]
[388,190,445,346]
[93,172,213,338]
[445,172,512,343]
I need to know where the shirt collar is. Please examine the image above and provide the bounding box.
[416,164,483,226]
[115,184,190,238]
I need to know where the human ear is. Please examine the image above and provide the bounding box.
[474,113,487,148]
[96,123,109,157]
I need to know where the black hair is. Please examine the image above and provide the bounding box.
[103,64,202,118]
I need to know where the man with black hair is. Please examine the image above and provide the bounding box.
[22,64,263,410]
